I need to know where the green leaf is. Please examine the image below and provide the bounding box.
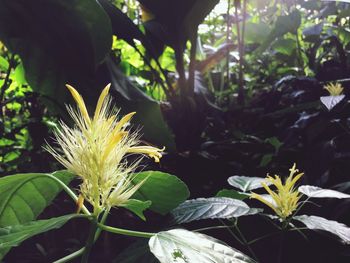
[298,185,350,199]
[0,56,9,70]
[257,10,301,52]
[149,229,255,263]
[106,57,176,151]
[0,0,112,108]
[139,0,219,49]
[0,171,74,227]
[131,171,189,215]
[294,215,350,244]
[0,171,74,258]
[245,22,270,44]
[259,154,273,167]
[0,214,86,255]
[216,189,249,200]
[120,199,152,221]
[272,38,296,56]
[228,176,271,192]
[171,197,258,224]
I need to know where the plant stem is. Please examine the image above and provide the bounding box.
[94,209,110,241]
[226,0,231,89]
[219,219,244,245]
[295,28,304,75]
[44,174,91,215]
[188,32,198,97]
[53,248,85,263]
[53,210,110,263]
[194,225,234,232]
[97,223,155,238]
[81,218,98,263]
[234,220,258,261]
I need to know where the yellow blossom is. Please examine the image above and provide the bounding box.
[251,163,303,220]
[324,83,344,96]
[46,84,164,214]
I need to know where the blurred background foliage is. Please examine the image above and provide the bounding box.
[2,0,350,261]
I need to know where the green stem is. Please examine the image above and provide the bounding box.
[44,174,91,215]
[81,218,98,263]
[234,220,258,261]
[53,248,85,263]
[94,209,110,241]
[194,225,234,232]
[97,223,155,238]
[219,219,244,245]
[53,210,110,263]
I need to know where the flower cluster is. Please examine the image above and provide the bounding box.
[324,82,344,96]
[251,163,303,220]
[46,84,164,214]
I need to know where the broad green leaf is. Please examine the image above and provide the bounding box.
[216,189,249,200]
[298,185,350,199]
[0,56,8,70]
[0,214,85,255]
[245,22,270,44]
[0,0,112,109]
[228,176,271,192]
[131,171,189,215]
[0,171,74,227]
[106,57,176,151]
[149,229,255,263]
[257,10,301,52]
[272,38,296,56]
[139,0,219,49]
[294,215,350,244]
[303,23,323,42]
[120,199,152,221]
[259,154,273,167]
[171,197,257,224]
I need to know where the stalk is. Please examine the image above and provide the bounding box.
[81,217,98,263]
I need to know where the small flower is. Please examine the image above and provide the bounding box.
[324,83,344,96]
[46,84,164,214]
[251,163,303,220]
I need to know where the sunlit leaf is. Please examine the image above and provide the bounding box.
[298,185,350,199]
[320,95,345,111]
[294,215,350,244]
[228,176,272,192]
[149,229,255,263]
[170,197,257,224]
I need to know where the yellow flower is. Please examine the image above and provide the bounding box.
[46,84,164,214]
[324,83,344,96]
[251,163,303,220]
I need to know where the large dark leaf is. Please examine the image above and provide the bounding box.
[0,171,75,258]
[106,57,176,150]
[0,0,112,107]
[139,0,219,50]
[0,214,86,260]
